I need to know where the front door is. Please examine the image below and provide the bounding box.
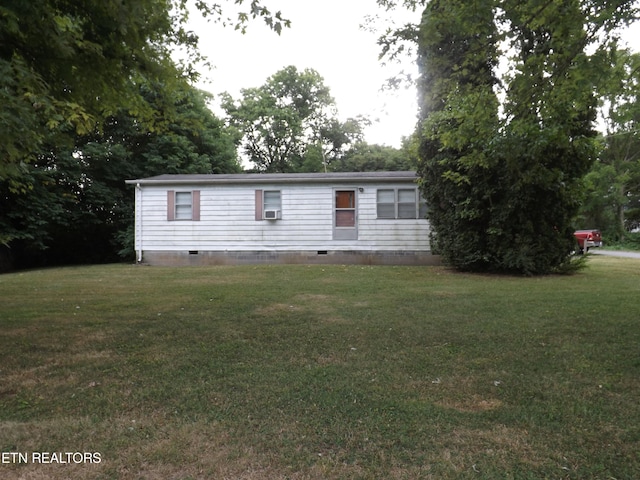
[333,189,357,240]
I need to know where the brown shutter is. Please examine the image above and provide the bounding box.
[255,189,263,221]
[167,190,175,221]
[192,190,200,221]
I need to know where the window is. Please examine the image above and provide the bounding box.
[167,190,200,221]
[335,190,356,227]
[376,188,426,219]
[264,190,281,216]
[376,189,395,218]
[175,192,193,220]
[255,190,282,220]
[398,189,416,219]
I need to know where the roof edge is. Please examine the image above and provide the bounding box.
[125,171,419,186]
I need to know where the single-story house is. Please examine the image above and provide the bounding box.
[125,171,437,266]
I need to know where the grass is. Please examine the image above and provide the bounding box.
[1,257,639,479]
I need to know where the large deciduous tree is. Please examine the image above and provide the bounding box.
[580,49,640,238]
[412,0,637,274]
[485,0,600,274]
[0,0,286,269]
[333,140,416,172]
[0,0,287,180]
[222,66,365,172]
[0,84,240,269]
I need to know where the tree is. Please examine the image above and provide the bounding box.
[416,0,503,271]
[580,49,640,239]
[374,0,638,273]
[0,0,287,179]
[484,0,601,274]
[333,140,416,172]
[412,0,638,274]
[222,66,365,172]
[0,83,240,269]
[0,0,286,269]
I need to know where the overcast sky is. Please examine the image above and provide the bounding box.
[185,1,640,149]
[186,0,419,148]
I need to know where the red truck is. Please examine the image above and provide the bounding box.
[574,229,603,254]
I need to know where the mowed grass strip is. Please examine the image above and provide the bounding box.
[0,258,639,479]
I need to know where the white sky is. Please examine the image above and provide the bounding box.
[184,2,639,149]
[186,0,420,148]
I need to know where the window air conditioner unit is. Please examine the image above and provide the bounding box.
[264,209,281,220]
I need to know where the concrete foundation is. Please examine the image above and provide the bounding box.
[140,250,442,267]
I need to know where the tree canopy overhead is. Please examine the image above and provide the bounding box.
[0,0,288,180]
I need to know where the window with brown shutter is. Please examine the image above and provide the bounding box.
[167,190,200,221]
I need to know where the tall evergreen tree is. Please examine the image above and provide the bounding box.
[416,0,502,271]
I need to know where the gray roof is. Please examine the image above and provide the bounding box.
[126,171,419,186]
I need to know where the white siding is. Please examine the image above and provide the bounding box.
[135,181,430,252]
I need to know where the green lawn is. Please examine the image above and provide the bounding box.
[1,258,639,479]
